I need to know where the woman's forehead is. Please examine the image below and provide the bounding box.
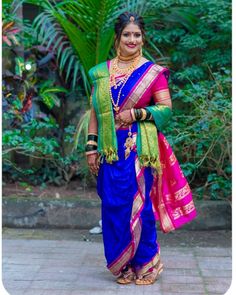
[122,23,141,33]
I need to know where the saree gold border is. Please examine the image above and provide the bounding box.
[108,244,133,275]
[165,183,191,202]
[131,193,143,220]
[135,158,146,197]
[169,152,177,166]
[132,219,142,248]
[115,65,164,130]
[157,172,175,232]
[172,200,195,220]
[153,88,170,95]
[153,89,171,103]
[108,160,144,275]
[136,252,160,277]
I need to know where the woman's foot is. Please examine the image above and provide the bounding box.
[135,260,164,285]
[116,265,136,284]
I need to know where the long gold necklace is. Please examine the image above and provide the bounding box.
[109,55,141,113]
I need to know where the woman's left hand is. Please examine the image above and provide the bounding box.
[116,110,133,126]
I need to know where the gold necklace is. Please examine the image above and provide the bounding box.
[110,55,140,89]
[109,55,141,113]
[113,55,140,75]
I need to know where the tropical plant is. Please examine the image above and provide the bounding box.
[2,0,231,199]
[25,0,198,94]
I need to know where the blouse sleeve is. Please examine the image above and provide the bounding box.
[151,70,171,105]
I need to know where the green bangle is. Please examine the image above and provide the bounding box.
[85,144,97,152]
[144,108,152,120]
[87,134,98,142]
[134,109,142,121]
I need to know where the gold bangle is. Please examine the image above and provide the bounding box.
[87,140,98,146]
[130,108,136,121]
[141,109,147,121]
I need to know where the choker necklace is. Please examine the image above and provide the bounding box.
[118,50,141,62]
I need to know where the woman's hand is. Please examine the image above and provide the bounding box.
[86,153,99,175]
[115,110,134,126]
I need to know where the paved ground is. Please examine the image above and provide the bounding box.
[2,228,232,295]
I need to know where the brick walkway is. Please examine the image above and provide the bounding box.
[2,229,232,295]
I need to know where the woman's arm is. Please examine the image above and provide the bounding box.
[88,106,98,135]
[86,106,99,175]
[152,88,172,109]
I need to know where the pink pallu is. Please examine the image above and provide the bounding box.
[151,132,197,233]
[114,62,197,234]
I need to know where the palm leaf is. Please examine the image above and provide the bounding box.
[73,109,91,151]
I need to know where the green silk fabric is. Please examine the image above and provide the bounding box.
[89,62,118,163]
[88,62,172,168]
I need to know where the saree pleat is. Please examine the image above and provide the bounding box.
[97,127,160,275]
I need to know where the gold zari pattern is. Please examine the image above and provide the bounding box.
[172,200,196,220]
[153,89,171,103]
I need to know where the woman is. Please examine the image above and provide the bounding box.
[85,12,197,285]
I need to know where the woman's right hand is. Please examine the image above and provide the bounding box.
[86,152,99,175]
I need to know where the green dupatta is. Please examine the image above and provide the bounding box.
[88,62,172,171]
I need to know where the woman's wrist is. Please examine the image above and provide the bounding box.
[85,133,98,154]
[133,108,152,121]
[85,150,98,156]
[133,108,146,121]
[88,133,98,141]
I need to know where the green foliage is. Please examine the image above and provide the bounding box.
[2,0,231,200]
[156,0,231,199]
[38,80,68,109]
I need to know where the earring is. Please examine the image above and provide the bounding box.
[116,46,121,57]
[140,46,143,57]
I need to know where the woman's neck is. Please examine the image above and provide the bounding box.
[118,50,140,62]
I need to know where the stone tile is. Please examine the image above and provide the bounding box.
[3,264,41,272]
[2,271,35,281]
[205,283,231,294]
[163,268,200,276]
[38,266,81,274]
[197,258,232,271]
[201,268,232,278]
[194,247,232,257]
[161,247,194,255]
[33,271,78,281]
[161,283,206,293]
[24,290,44,295]
[162,293,205,295]
[2,289,27,295]
[3,279,32,290]
[161,274,203,284]
[162,256,198,269]
[25,290,73,295]
[29,280,73,290]
[204,277,232,294]
[2,237,233,295]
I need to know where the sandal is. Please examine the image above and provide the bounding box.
[116,265,136,284]
[135,260,164,285]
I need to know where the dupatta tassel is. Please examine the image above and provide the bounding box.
[139,155,162,175]
[137,121,162,173]
[101,147,119,164]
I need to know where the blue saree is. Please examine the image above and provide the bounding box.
[96,61,160,276]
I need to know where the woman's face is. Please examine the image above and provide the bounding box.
[118,23,143,57]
